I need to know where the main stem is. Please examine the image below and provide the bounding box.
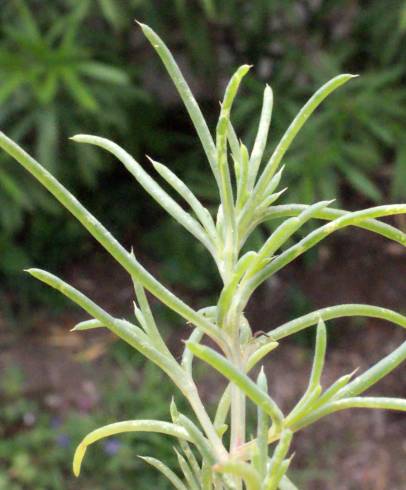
[229,324,246,490]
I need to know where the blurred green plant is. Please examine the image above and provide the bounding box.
[0,0,147,281]
[1,22,406,489]
[0,360,183,489]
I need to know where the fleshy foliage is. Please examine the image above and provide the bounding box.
[1,22,406,490]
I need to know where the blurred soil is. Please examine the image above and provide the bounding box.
[1,227,406,489]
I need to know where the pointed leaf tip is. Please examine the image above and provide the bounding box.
[73,443,87,477]
[135,20,147,29]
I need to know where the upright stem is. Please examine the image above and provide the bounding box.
[229,323,246,450]
[229,331,246,490]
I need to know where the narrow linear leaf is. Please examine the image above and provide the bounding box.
[150,156,217,241]
[177,413,215,464]
[227,120,241,166]
[267,304,406,341]
[187,342,284,429]
[175,448,199,490]
[294,397,406,433]
[248,84,273,188]
[131,267,172,357]
[181,328,204,374]
[214,460,261,490]
[336,339,406,398]
[254,368,269,477]
[312,371,355,409]
[264,429,293,490]
[216,65,251,277]
[236,142,250,210]
[139,456,187,490]
[263,204,406,246]
[179,442,200,483]
[255,74,357,196]
[73,420,191,476]
[246,341,279,371]
[137,22,217,176]
[245,201,333,279]
[71,318,104,331]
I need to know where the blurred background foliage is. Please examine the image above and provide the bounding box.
[1,1,406,489]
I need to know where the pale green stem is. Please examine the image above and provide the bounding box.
[229,335,246,454]
[213,340,279,432]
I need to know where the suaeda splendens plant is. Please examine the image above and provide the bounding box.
[1,22,406,490]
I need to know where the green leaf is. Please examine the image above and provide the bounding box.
[187,341,284,429]
[263,204,406,246]
[73,419,191,476]
[78,62,130,85]
[340,165,382,202]
[150,156,217,241]
[177,413,215,464]
[264,429,293,490]
[63,71,99,111]
[97,0,125,30]
[139,456,187,490]
[254,368,269,478]
[268,304,406,341]
[294,396,406,433]
[248,84,273,188]
[174,448,199,490]
[255,74,357,198]
[71,319,104,331]
[336,339,406,399]
[138,23,217,177]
